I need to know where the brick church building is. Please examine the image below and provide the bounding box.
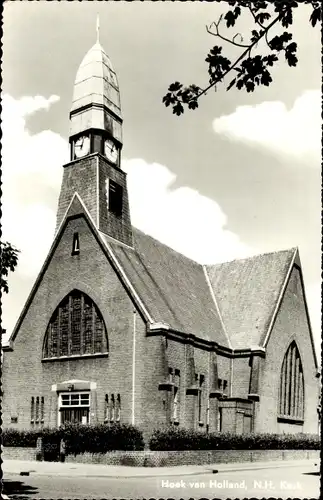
[2,35,320,440]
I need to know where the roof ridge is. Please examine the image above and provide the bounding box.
[205,247,298,267]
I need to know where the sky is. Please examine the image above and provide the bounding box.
[1,2,321,357]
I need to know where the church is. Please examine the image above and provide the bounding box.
[2,30,320,442]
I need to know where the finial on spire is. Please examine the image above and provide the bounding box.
[96,14,100,43]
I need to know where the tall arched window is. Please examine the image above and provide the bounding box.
[278,341,304,420]
[43,290,108,358]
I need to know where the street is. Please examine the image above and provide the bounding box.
[3,464,320,499]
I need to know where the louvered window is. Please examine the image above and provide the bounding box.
[43,291,108,358]
[278,341,304,420]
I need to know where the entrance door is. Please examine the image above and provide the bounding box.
[243,414,252,433]
[60,407,89,425]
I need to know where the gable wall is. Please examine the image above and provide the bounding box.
[256,266,319,434]
[2,216,137,429]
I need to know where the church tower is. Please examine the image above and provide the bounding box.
[56,21,133,247]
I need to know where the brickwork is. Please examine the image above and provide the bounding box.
[56,156,99,231]
[256,266,319,434]
[231,357,251,399]
[2,447,36,461]
[55,154,133,247]
[63,449,319,467]
[2,216,135,430]
[97,155,133,246]
[2,216,318,438]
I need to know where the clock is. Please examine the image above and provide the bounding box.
[74,135,90,158]
[104,139,118,164]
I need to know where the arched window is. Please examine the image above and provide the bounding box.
[278,341,304,420]
[43,290,108,358]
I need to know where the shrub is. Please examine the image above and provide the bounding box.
[61,423,144,455]
[149,428,321,451]
[2,429,40,448]
[2,423,144,457]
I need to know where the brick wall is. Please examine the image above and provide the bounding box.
[2,447,319,467]
[64,449,319,467]
[2,447,36,461]
[2,216,136,430]
[256,266,319,434]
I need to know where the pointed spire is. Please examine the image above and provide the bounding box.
[96,14,100,43]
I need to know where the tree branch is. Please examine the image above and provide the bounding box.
[206,17,249,48]
[185,9,287,102]
[248,4,272,49]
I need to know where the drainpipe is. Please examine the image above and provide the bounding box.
[230,357,233,397]
[132,310,136,425]
[206,351,210,434]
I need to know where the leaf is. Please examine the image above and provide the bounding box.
[188,100,198,110]
[173,102,184,116]
[226,78,236,91]
[310,7,321,27]
[245,81,255,93]
[234,6,241,17]
[168,81,182,92]
[224,11,236,28]
[261,71,272,86]
[265,54,278,66]
[256,11,271,25]
[162,93,172,107]
[286,53,298,67]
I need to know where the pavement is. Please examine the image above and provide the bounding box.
[2,458,319,479]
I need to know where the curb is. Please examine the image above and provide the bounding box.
[4,460,317,479]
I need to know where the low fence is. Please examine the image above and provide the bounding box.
[65,449,320,467]
[3,447,319,467]
[2,447,36,461]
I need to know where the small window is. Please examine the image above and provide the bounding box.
[35,396,40,423]
[107,179,123,217]
[72,232,80,255]
[116,394,121,423]
[198,374,204,423]
[11,416,18,424]
[110,394,115,422]
[31,397,35,423]
[41,396,45,423]
[217,407,222,432]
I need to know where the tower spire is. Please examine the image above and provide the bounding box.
[96,14,100,43]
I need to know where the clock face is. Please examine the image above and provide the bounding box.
[104,139,118,163]
[74,136,90,158]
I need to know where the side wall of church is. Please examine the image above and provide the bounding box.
[256,266,319,434]
[2,216,137,430]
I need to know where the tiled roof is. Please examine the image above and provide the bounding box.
[104,229,230,346]
[205,248,296,349]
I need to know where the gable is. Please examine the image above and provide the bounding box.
[9,196,151,344]
[205,249,296,349]
[264,263,318,369]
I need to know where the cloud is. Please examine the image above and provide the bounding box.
[1,94,69,277]
[2,93,319,357]
[122,158,252,264]
[2,94,252,339]
[213,90,320,164]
